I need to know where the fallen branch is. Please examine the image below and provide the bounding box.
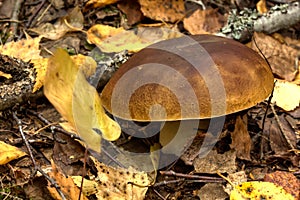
[221,2,300,41]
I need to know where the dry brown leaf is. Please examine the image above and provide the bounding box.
[117,0,143,26]
[91,157,150,200]
[251,32,299,81]
[230,115,251,160]
[30,6,83,40]
[193,150,237,173]
[197,183,229,200]
[183,9,224,34]
[85,0,119,9]
[47,161,88,200]
[224,171,248,195]
[87,24,183,52]
[139,0,185,23]
[0,141,27,165]
[272,79,300,111]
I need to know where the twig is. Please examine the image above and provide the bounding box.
[254,2,300,34]
[26,109,81,140]
[12,112,67,200]
[18,0,47,40]
[160,170,225,182]
[221,2,300,41]
[7,0,24,42]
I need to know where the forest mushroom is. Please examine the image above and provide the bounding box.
[100,34,274,156]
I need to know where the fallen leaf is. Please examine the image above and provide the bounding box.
[256,0,268,14]
[139,0,185,23]
[47,161,88,200]
[183,9,225,34]
[272,79,300,111]
[117,0,143,26]
[230,181,295,200]
[30,6,84,40]
[0,141,27,165]
[230,115,251,160]
[0,71,12,79]
[72,176,98,196]
[264,171,300,199]
[0,36,41,61]
[85,0,119,9]
[193,149,237,173]
[91,157,150,200]
[251,32,298,81]
[197,183,229,200]
[87,24,183,52]
[44,49,121,152]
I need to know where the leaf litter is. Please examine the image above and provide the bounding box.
[0,0,299,199]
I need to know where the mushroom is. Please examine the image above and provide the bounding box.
[100,34,274,162]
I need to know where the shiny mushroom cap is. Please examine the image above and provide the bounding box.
[101,34,274,121]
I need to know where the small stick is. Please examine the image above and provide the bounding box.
[26,109,80,140]
[12,112,66,200]
[160,170,225,182]
[7,0,24,42]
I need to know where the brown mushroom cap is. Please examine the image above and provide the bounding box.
[101,35,274,121]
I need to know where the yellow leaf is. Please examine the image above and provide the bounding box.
[72,176,98,196]
[256,0,268,14]
[230,181,295,200]
[91,157,150,200]
[87,25,183,53]
[85,0,119,9]
[0,141,27,165]
[0,71,12,79]
[272,79,300,111]
[0,36,41,61]
[44,49,121,152]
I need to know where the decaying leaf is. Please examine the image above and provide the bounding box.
[272,79,300,111]
[117,0,143,25]
[193,150,237,173]
[139,0,185,23]
[91,157,150,200]
[183,9,224,34]
[230,181,295,200]
[264,171,300,199]
[197,183,229,200]
[251,33,299,81]
[44,49,121,152]
[87,24,183,52]
[0,141,27,165]
[47,161,88,200]
[30,7,84,40]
